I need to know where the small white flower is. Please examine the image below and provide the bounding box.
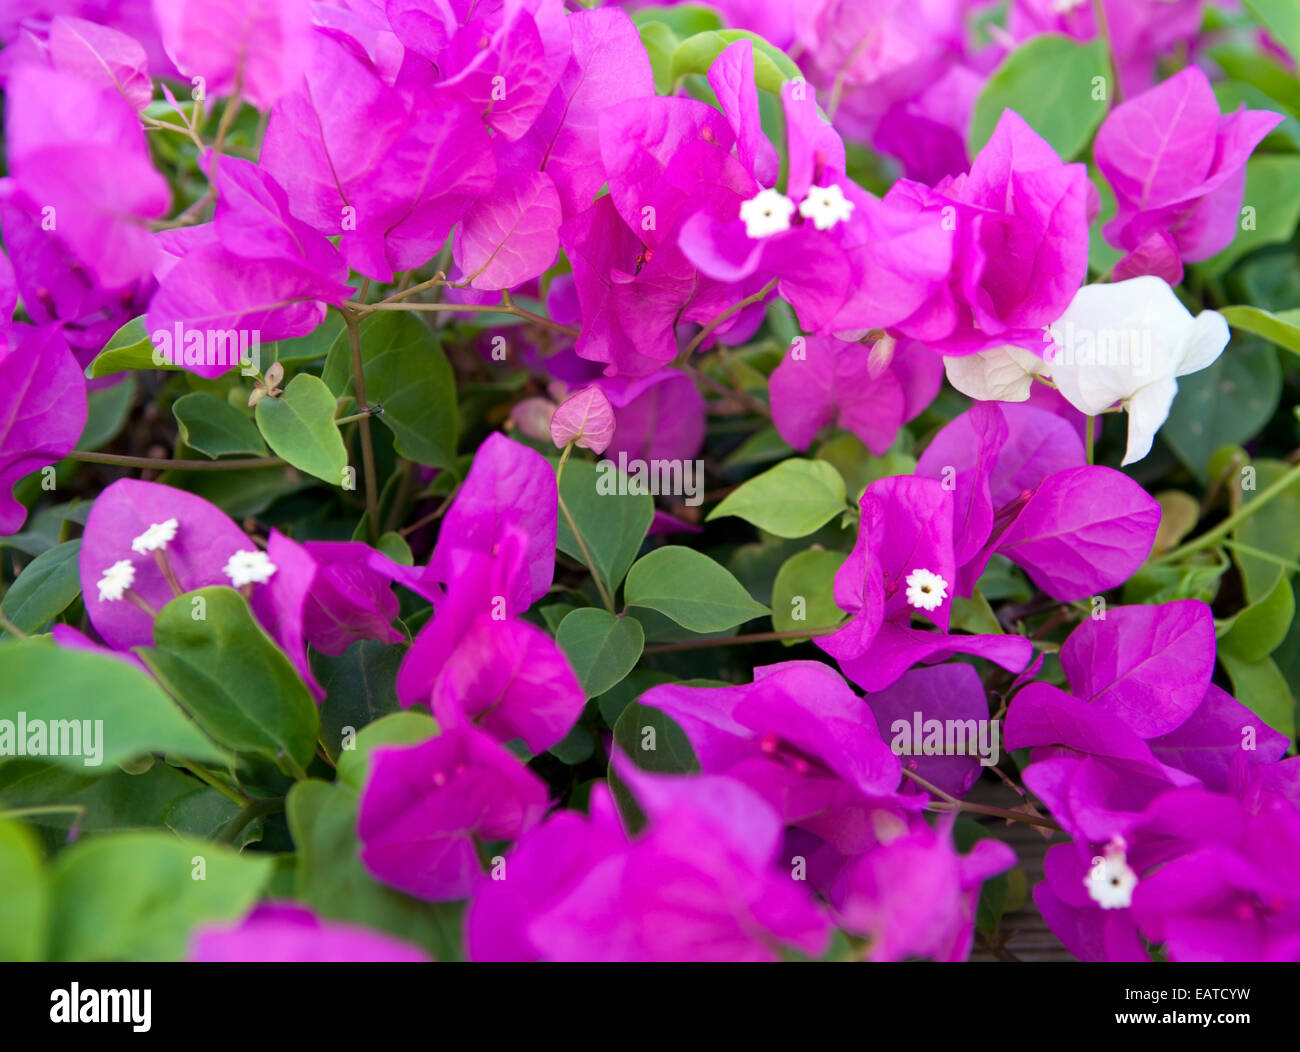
[904,568,949,612]
[739,188,796,239]
[97,560,136,603]
[1046,276,1229,466]
[798,183,854,231]
[131,517,179,554]
[223,549,277,588]
[1085,837,1138,910]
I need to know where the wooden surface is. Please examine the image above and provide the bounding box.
[964,781,1075,962]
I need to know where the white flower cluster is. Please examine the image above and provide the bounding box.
[96,519,277,603]
[740,184,854,239]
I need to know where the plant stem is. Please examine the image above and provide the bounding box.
[354,296,580,338]
[399,480,462,538]
[675,278,779,366]
[1222,539,1300,575]
[380,273,447,305]
[68,451,283,471]
[1157,460,1300,564]
[902,769,1061,831]
[1084,415,1095,465]
[173,759,247,805]
[683,362,771,418]
[555,441,615,613]
[0,805,87,821]
[343,309,380,543]
[0,613,29,639]
[643,625,844,654]
[1091,0,1123,103]
[217,795,284,845]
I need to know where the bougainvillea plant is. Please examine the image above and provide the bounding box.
[1,0,1299,965]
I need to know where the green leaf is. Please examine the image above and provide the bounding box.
[1214,80,1300,152]
[255,373,348,484]
[549,724,595,765]
[324,312,458,469]
[263,313,345,367]
[670,29,800,93]
[708,458,847,538]
[1200,155,1300,275]
[770,548,847,639]
[1161,336,1282,482]
[1,539,82,634]
[815,433,915,502]
[596,668,676,728]
[969,36,1110,160]
[1219,651,1296,740]
[609,700,699,832]
[162,787,260,845]
[1235,459,1300,602]
[1220,305,1300,356]
[0,819,48,961]
[173,391,269,458]
[1220,577,1294,662]
[87,317,182,378]
[1243,0,1300,66]
[311,640,406,763]
[631,4,723,37]
[286,779,463,960]
[1152,490,1201,555]
[137,587,319,774]
[335,711,438,792]
[0,638,225,771]
[76,375,137,451]
[950,590,1005,637]
[376,531,413,566]
[1122,553,1229,606]
[0,760,204,835]
[1210,45,1300,116]
[625,545,768,632]
[47,831,271,960]
[1088,166,1124,275]
[158,464,304,519]
[556,457,654,596]
[555,608,645,698]
[639,21,680,96]
[720,424,795,470]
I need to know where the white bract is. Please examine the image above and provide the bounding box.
[97,560,136,603]
[739,188,795,238]
[798,183,854,231]
[904,568,948,612]
[1046,276,1229,466]
[943,345,1048,402]
[131,517,178,554]
[224,549,277,588]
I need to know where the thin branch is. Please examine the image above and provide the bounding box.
[675,277,779,366]
[68,451,283,471]
[342,309,380,543]
[643,625,843,654]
